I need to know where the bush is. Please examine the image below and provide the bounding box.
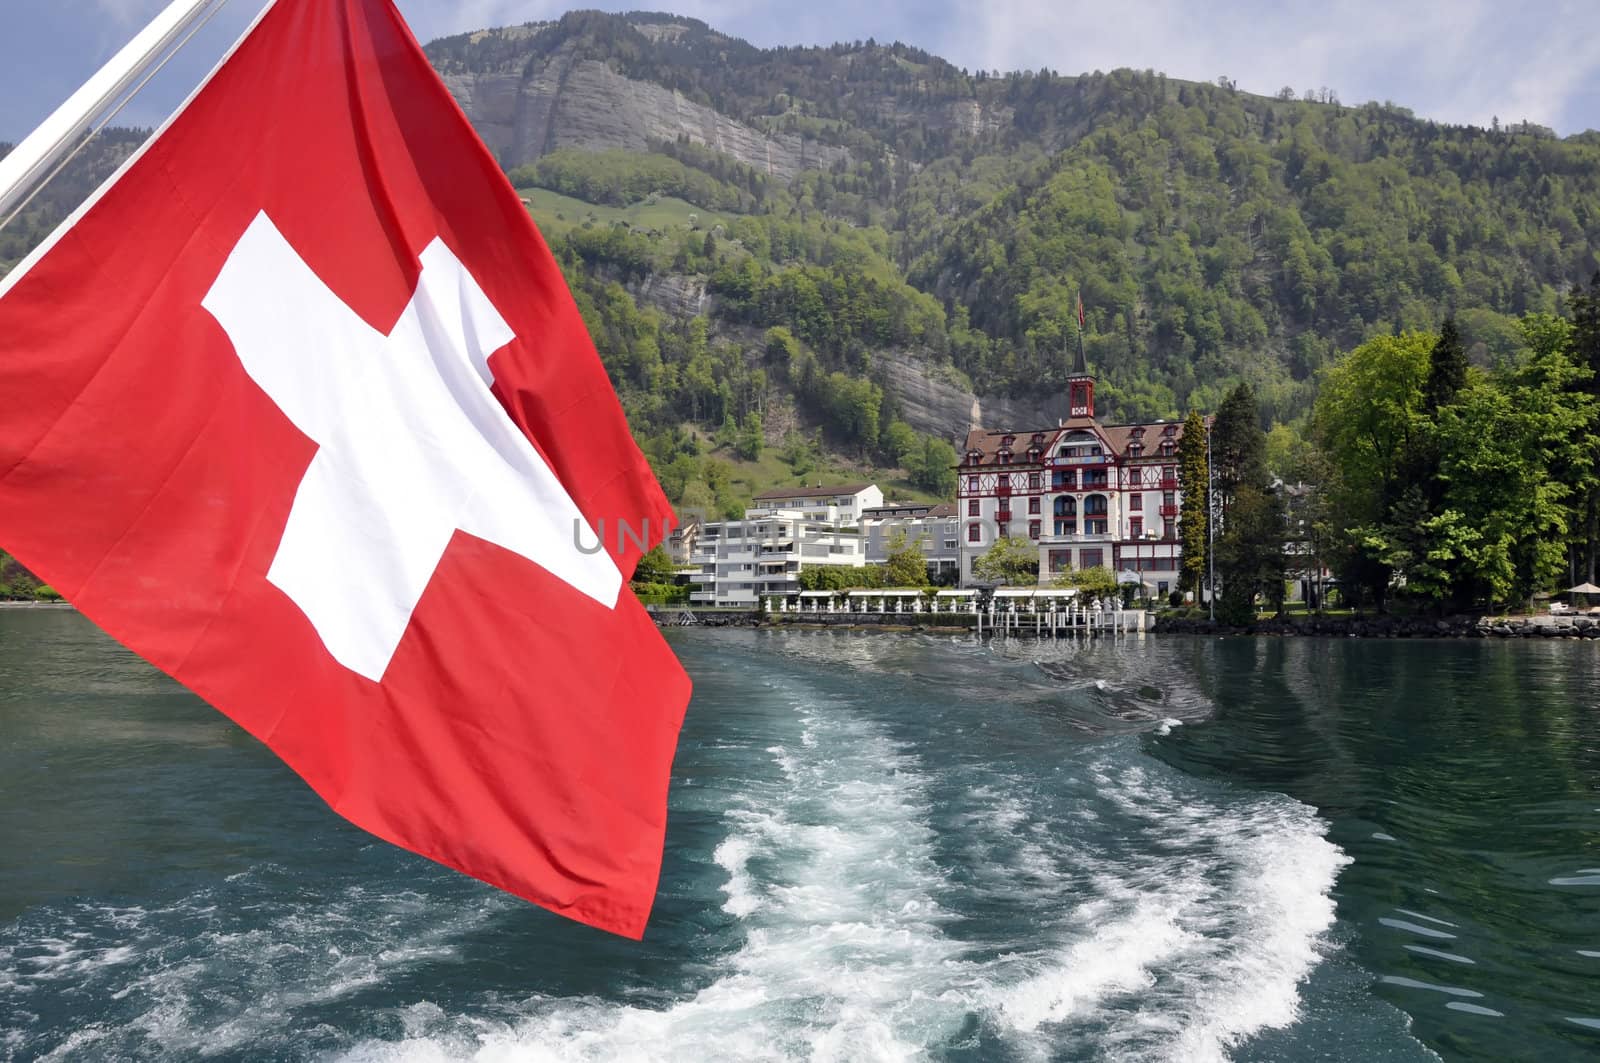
[33,585,62,602]
[1168,590,1183,608]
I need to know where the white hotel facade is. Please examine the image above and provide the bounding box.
[956,364,1190,597]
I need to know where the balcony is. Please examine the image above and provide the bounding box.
[1040,531,1114,544]
[1161,478,1179,490]
[996,509,1013,523]
[1160,504,1179,517]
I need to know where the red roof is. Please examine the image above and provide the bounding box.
[960,417,1189,466]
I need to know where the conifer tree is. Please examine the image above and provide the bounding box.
[1209,383,1266,517]
[1208,385,1284,621]
[1176,410,1210,598]
[1423,317,1468,414]
[1569,274,1600,580]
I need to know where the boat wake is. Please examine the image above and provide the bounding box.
[1,633,1356,1062]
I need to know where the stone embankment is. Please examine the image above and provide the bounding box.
[1153,613,1600,639]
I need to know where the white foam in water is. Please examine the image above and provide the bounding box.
[2,879,506,1060]
[336,704,1351,1063]
[341,696,971,1062]
[982,761,1350,1063]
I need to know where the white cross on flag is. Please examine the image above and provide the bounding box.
[0,0,690,938]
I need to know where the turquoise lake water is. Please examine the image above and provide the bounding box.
[2,611,1598,1060]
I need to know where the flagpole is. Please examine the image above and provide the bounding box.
[0,0,229,222]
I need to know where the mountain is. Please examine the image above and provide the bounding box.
[7,11,1600,514]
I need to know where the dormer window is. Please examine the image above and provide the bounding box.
[1160,441,1175,456]
[966,449,983,465]
[1162,425,1177,437]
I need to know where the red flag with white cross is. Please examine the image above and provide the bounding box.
[0,0,690,938]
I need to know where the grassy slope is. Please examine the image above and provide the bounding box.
[517,188,736,238]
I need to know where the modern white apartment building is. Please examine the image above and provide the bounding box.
[688,484,880,606]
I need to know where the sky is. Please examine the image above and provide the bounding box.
[2,0,1598,144]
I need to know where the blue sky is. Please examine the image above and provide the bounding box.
[3,0,1598,143]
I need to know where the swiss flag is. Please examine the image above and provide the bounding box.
[0,0,690,938]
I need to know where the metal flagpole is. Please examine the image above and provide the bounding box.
[0,0,231,223]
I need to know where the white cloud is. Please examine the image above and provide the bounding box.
[930,0,1596,131]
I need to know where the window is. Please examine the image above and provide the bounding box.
[998,522,1010,539]
[1130,493,1142,511]
[1130,518,1143,538]
[968,499,980,517]
[968,523,981,542]
[1160,441,1175,456]
[1028,497,1040,514]
[1029,520,1041,539]
[1081,548,1104,569]
[966,476,978,492]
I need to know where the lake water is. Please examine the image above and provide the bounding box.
[1,611,1598,1061]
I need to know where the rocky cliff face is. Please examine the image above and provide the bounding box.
[875,348,1063,441]
[626,272,713,319]
[442,45,850,178]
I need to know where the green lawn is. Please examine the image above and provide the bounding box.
[515,187,737,238]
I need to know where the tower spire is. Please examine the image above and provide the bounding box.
[1074,289,1088,375]
[1068,290,1094,418]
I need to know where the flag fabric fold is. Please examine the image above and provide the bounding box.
[0,0,690,938]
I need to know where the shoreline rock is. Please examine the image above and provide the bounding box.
[1151,613,1600,639]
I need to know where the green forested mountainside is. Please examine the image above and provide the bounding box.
[433,12,1600,432]
[5,11,1599,517]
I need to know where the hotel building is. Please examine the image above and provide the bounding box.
[956,358,1190,597]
